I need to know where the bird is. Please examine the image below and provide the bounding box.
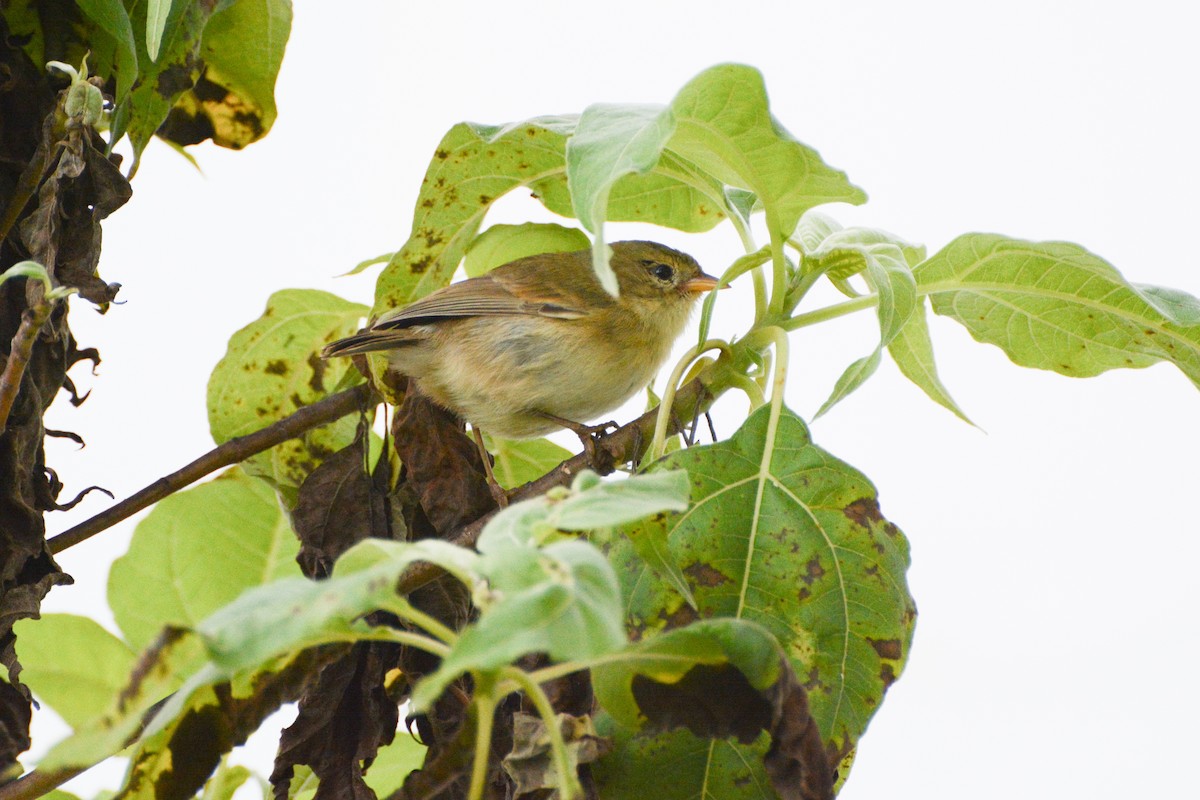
[322,240,718,445]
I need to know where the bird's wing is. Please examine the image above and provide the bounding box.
[371,271,596,330]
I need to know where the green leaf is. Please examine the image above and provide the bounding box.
[119,0,215,169]
[566,103,676,292]
[916,235,1200,384]
[413,538,626,710]
[39,629,207,772]
[886,299,974,424]
[200,761,254,800]
[477,469,691,549]
[145,0,172,61]
[813,349,882,419]
[793,210,842,256]
[806,230,919,416]
[197,539,476,675]
[108,468,300,651]
[371,119,575,317]
[592,726,771,800]
[0,260,50,289]
[11,615,137,729]
[464,223,589,279]
[535,150,728,234]
[180,0,292,148]
[74,0,138,101]
[362,732,427,795]
[665,64,866,242]
[615,405,915,766]
[289,733,424,800]
[206,289,367,504]
[483,434,573,489]
[592,618,782,730]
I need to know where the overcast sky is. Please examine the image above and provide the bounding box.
[35,2,1200,798]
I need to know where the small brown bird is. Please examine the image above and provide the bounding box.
[323,241,718,440]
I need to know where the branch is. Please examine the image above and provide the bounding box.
[0,293,55,431]
[0,764,85,800]
[47,383,377,553]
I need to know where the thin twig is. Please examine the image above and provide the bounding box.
[47,383,377,553]
[0,296,54,431]
[0,764,85,800]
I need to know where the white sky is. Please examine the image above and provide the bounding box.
[34,2,1200,798]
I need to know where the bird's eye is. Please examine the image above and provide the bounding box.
[644,260,675,282]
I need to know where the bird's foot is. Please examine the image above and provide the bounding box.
[539,413,619,474]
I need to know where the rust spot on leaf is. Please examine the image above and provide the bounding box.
[478,194,491,205]
[658,602,700,631]
[264,359,288,376]
[800,556,825,585]
[684,562,729,588]
[421,198,435,209]
[801,667,827,695]
[308,353,327,393]
[866,637,902,660]
[880,663,896,688]
[843,497,883,528]
[435,148,450,159]
[410,256,432,274]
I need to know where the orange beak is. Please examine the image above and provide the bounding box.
[681,272,723,293]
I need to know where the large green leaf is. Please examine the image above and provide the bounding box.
[207,289,367,503]
[614,404,915,769]
[11,614,136,729]
[916,234,1200,384]
[159,0,292,149]
[118,0,216,170]
[664,64,866,242]
[463,223,589,278]
[371,118,577,317]
[593,727,771,800]
[566,103,677,291]
[108,468,299,651]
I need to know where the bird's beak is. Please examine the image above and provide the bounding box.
[681,271,723,293]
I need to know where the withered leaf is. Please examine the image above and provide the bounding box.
[503,712,610,798]
[271,642,402,800]
[292,424,393,579]
[392,390,495,537]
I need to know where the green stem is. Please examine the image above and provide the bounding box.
[503,667,583,800]
[767,225,787,318]
[374,597,460,645]
[467,683,498,800]
[780,293,879,331]
[344,626,452,658]
[649,340,730,461]
[728,373,766,409]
